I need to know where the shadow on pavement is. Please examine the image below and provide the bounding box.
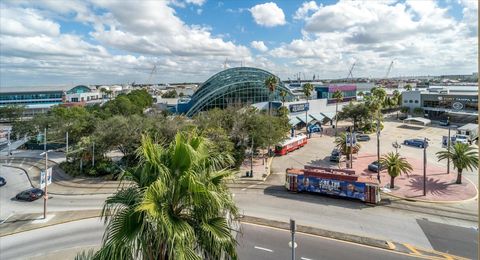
[406,176,456,197]
[262,186,391,209]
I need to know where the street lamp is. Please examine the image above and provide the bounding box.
[39,149,53,219]
[423,137,430,196]
[376,118,381,183]
[392,141,401,154]
[447,125,458,174]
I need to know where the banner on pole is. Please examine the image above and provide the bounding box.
[40,168,53,189]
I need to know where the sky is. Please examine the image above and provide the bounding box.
[0,0,478,87]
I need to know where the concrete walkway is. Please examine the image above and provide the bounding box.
[353,153,478,202]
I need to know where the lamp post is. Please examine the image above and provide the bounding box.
[40,150,51,219]
[7,130,11,156]
[290,219,296,260]
[447,125,457,174]
[376,118,381,183]
[392,141,401,154]
[423,137,430,196]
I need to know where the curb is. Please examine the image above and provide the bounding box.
[262,156,274,182]
[240,215,394,251]
[0,211,103,237]
[2,164,34,188]
[381,176,479,204]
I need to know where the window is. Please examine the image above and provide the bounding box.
[414,100,419,103]
[404,100,407,103]
[409,100,413,103]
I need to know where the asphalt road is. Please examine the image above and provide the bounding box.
[237,223,418,260]
[0,218,422,260]
[0,165,107,220]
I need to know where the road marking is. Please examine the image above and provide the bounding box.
[241,182,263,191]
[254,246,273,252]
[301,257,314,260]
[403,243,420,255]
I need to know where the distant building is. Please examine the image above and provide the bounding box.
[401,85,478,123]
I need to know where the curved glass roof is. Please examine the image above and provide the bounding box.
[186,67,294,116]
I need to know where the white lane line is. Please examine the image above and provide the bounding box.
[301,257,314,260]
[254,246,273,252]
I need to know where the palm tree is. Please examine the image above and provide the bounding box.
[332,90,344,136]
[334,132,360,160]
[264,76,278,116]
[90,132,239,260]
[279,90,287,107]
[436,143,478,184]
[404,84,413,91]
[303,83,314,134]
[380,152,413,189]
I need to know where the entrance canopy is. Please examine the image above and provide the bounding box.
[309,113,325,123]
[297,116,315,124]
[289,116,301,126]
[321,112,336,121]
[403,117,431,126]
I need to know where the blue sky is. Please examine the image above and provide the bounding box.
[0,0,477,87]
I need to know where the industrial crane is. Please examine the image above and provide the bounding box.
[346,62,356,81]
[385,60,394,79]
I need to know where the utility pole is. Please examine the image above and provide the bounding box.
[7,130,11,156]
[423,137,428,196]
[250,136,254,177]
[447,126,451,174]
[290,219,296,260]
[66,132,69,156]
[376,118,381,183]
[92,142,95,167]
[43,149,48,219]
[44,128,47,151]
[350,127,354,169]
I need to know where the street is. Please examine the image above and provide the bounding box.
[0,218,423,260]
[237,222,418,260]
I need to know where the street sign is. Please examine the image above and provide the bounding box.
[40,168,53,189]
[346,134,357,147]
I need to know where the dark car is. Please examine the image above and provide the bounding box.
[0,177,6,187]
[356,134,370,141]
[15,188,44,201]
[330,149,342,162]
[439,120,450,126]
[403,138,428,148]
[368,161,384,172]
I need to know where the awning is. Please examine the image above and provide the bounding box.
[309,113,325,122]
[403,117,431,126]
[321,112,336,120]
[296,116,315,124]
[289,116,301,126]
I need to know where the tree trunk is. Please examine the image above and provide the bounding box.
[456,169,462,184]
[390,176,395,189]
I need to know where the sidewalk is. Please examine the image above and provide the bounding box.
[236,156,272,182]
[353,153,478,202]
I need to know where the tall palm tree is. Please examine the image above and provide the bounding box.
[380,152,413,189]
[332,90,343,136]
[302,83,314,134]
[436,143,478,184]
[334,132,360,160]
[279,90,287,107]
[264,76,278,116]
[90,132,239,260]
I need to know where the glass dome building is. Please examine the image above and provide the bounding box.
[185,67,294,116]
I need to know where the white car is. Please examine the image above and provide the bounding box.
[455,135,469,144]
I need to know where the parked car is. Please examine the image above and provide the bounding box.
[403,138,428,148]
[0,177,6,187]
[439,119,450,126]
[368,161,384,172]
[15,188,44,201]
[356,134,370,141]
[330,149,342,162]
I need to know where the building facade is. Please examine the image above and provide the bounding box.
[181,67,295,116]
[315,84,357,104]
[401,86,478,123]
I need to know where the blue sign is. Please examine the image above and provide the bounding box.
[296,175,366,201]
[289,103,309,113]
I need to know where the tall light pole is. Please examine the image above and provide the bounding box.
[423,137,429,196]
[7,130,11,156]
[376,118,381,183]
[92,141,95,167]
[66,131,69,156]
[447,125,457,174]
[43,128,47,151]
[39,149,50,219]
[250,136,254,178]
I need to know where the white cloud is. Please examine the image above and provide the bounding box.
[250,2,286,27]
[196,8,203,15]
[186,0,206,6]
[251,41,268,52]
[293,1,319,20]
[270,1,477,78]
